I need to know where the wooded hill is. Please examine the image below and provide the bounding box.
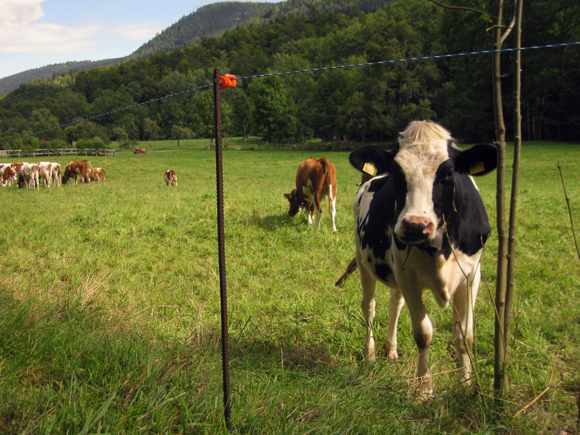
[0,0,397,96]
[0,0,578,150]
[128,2,275,60]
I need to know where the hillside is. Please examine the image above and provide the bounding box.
[0,59,125,97]
[0,2,274,97]
[129,2,275,59]
[0,0,401,97]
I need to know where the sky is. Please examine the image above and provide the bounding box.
[0,0,280,80]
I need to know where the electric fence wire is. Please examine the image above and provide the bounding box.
[1,41,579,147]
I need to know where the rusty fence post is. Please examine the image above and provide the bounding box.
[213,68,232,431]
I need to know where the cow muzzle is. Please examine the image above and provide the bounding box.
[399,217,434,242]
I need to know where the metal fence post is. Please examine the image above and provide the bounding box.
[213,68,232,431]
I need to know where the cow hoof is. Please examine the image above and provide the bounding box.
[415,376,434,400]
[386,350,399,362]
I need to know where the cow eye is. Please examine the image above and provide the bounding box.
[447,170,454,179]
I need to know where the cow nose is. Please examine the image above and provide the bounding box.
[401,218,434,240]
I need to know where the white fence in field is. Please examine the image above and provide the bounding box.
[0,148,116,158]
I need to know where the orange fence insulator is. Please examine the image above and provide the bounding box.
[219,74,237,89]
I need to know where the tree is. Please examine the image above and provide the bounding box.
[226,89,252,148]
[249,76,297,149]
[170,124,195,146]
[143,118,161,145]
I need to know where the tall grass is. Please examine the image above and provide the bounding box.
[0,143,578,433]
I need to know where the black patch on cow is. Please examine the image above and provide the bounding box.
[357,175,397,260]
[432,145,494,259]
[440,171,491,258]
[375,262,393,282]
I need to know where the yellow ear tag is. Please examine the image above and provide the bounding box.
[363,162,378,177]
[470,162,485,175]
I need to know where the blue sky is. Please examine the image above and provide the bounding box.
[0,0,280,80]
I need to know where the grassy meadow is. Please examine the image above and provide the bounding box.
[0,142,579,434]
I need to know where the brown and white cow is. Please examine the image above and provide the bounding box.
[164,169,177,186]
[1,165,17,187]
[284,157,337,232]
[88,167,107,185]
[62,160,91,185]
[50,163,62,187]
[3,163,27,187]
[19,163,40,189]
[349,121,497,396]
[38,162,52,188]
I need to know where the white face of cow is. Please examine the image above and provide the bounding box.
[393,121,454,243]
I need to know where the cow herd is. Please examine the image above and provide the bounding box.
[2,121,498,396]
[0,160,107,189]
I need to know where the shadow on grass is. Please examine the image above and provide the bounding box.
[254,213,296,231]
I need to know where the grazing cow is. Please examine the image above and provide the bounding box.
[19,163,40,189]
[38,162,52,188]
[87,167,107,185]
[349,121,497,396]
[50,163,62,187]
[1,165,17,187]
[164,169,177,186]
[284,157,337,232]
[0,164,11,185]
[62,160,91,185]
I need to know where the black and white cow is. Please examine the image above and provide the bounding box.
[349,120,497,396]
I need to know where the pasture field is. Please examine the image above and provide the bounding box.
[0,143,579,434]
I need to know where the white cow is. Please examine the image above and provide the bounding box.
[38,162,53,188]
[48,163,62,187]
[19,163,40,189]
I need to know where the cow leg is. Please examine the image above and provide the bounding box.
[384,288,405,361]
[315,203,322,230]
[452,267,480,385]
[307,204,314,226]
[328,194,337,233]
[399,279,434,395]
[358,258,377,362]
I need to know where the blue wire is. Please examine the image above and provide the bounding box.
[1,42,579,146]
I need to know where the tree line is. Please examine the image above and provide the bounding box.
[0,0,578,151]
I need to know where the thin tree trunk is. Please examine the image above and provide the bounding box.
[493,0,509,396]
[504,0,523,392]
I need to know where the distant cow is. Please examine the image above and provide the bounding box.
[50,163,62,187]
[62,160,91,185]
[1,165,17,187]
[349,121,497,396]
[88,167,107,185]
[164,169,177,186]
[284,157,337,232]
[38,162,52,188]
[19,163,40,189]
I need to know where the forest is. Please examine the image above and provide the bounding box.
[0,0,578,152]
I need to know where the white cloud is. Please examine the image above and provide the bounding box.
[0,0,45,27]
[0,0,163,54]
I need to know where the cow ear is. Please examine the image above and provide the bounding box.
[284,193,292,200]
[349,146,392,176]
[455,144,497,176]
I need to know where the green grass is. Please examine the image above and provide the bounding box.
[0,143,579,433]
